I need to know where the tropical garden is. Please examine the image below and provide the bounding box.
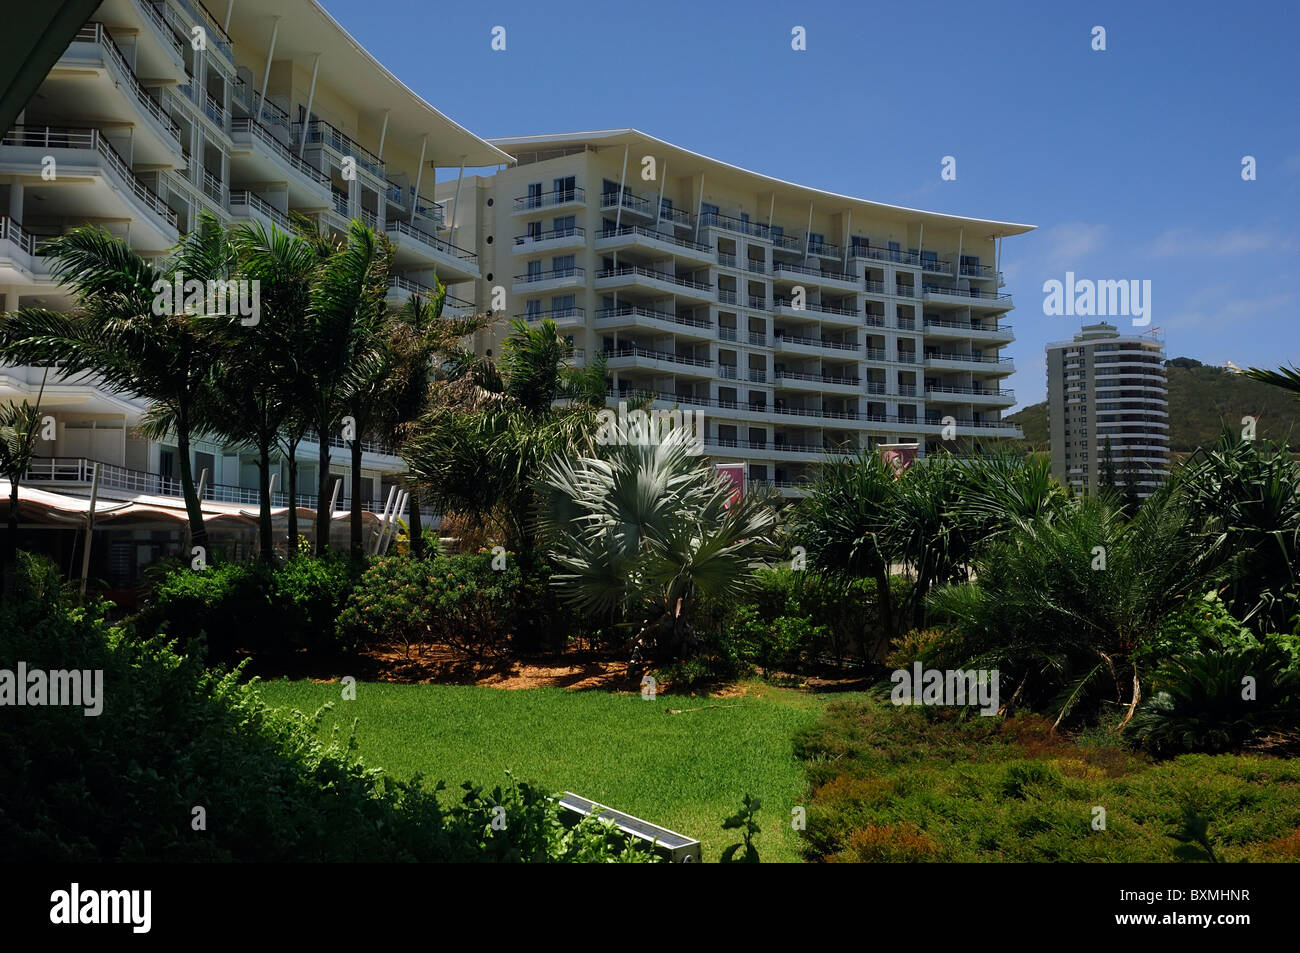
[2,213,1300,862]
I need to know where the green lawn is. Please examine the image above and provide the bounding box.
[254,678,856,862]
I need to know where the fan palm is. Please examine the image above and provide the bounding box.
[0,372,48,595]
[537,415,778,659]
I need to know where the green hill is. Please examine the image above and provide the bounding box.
[1006,359,1300,454]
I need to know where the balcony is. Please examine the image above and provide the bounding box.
[229,118,332,208]
[599,187,656,218]
[512,265,585,295]
[131,0,186,79]
[922,317,1015,341]
[922,284,1013,309]
[770,260,860,290]
[228,190,291,231]
[959,261,1000,280]
[919,256,951,275]
[806,240,839,260]
[520,306,585,327]
[923,415,1024,438]
[774,332,859,355]
[698,211,800,251]
[61,24,183,158]
[925,384,1016,405]
[512,186,585,213]
[596,306,713,338]
[771,297,860,326]
[595,265,713,302]
[0,126,177,246]
[514,225,585,252]
[0,217,56,288]
[923,352,1015,372]
[170,0,234,63]
[385,218,479,281]
[848,243,921,266]
[604,345,714,377]
[296,119,385,185]
[774,370,861,394]
[595,224,713,261]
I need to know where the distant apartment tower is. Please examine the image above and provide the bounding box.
[440,130,1032,493]
[1046,322,1169,497]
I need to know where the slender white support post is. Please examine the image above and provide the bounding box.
[79,463,101,597]
[409,134,427,223]
[297,54,320,158]
[257,17,280,118]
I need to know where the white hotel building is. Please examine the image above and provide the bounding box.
[442,130,1030,492]
[0,0,506,587]
[1,1,1032,590]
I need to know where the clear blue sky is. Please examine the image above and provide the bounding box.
[324,0,1299,409]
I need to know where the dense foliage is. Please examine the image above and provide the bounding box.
[0,553,651,862]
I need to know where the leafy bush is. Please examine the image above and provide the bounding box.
[338,550,525,657]
[0,552,651,862]
[730,606,828,677]
[1127,643,1300,756]
[133,555,361,659]
[830,823,941,863]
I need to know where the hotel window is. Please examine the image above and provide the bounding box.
[526,182,542,208]
[660,197,674,219]
[701,202,719,225]
[525,300,542,319]
[526,260,542,279]
[553,176,575,201]
[552,255,575,276]
[550,294,575,317]
[552,214,575,236]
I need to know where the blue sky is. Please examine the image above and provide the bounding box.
[323,0,1299,409]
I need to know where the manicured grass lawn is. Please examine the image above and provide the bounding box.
[254,678,858,862]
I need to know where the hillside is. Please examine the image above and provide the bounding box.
[1006,359,1300,454]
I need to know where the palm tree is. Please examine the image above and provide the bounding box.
[1244,363,1300,399]
[300,220,391,556]
[381,287,492,556]
[405,318,607,555]
[793,448,901,642]
[0,217,232,552]
[208,220,319,560]
[537,414,778,659]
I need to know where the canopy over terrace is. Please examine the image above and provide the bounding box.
[1,480,395,594]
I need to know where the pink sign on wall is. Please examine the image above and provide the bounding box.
[715,463,745,507]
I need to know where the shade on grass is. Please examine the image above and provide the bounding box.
[254,679,852,862]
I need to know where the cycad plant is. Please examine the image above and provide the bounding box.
[537,415,778,659]
[929,490,1222,727]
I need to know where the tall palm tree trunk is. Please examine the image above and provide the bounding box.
[4,481,19,597]
[350,438,363,557]
[176,430,208,555]
[286,443,299,553]
[408,483,424,557]
[256,439,274,561]
[315,433,331,557]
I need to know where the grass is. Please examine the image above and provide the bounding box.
[254,677,858,862]
[796,699,1300,862]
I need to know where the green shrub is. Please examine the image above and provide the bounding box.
[133,555,360,659]
[338,550,525,657]
[0,552,651,862]
[1127,644,1300,756]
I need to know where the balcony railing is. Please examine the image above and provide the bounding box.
[136,0,184,55]
[595,306,711,330]
[73,24,182,144]
[806,241,839,258]
[923,317,1012,333]
[0,216,39,256]
[513,186,585,211]
[521,306,585,322]
[927,384,1015,400]
[1,126,177,227]
[924,352,1015,365]
[515,225,585,246]
[848,243,922,266]
[771,260,855,283]
[772,298,856,317]
[596,265,711,291]
[960,262,999,279]
[922,284,1013,302]
[171,0,233,59]
[599,187,654,216]
[515,266,584,283]
[229,118,331,187]
[228,191,290,229]
[774,370,861,386]
[604,346,712,368]
[599,224,711,253]
[296,119,385,179]
[385,219,478,263]
[774,333,859,352]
